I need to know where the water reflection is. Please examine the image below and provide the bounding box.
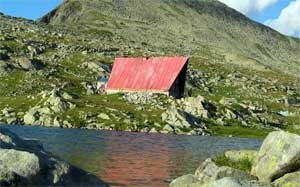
[100,132,173,186]
[3,125,262,187]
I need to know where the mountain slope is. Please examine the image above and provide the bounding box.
[1,9,300,137]
[40,0,300,76]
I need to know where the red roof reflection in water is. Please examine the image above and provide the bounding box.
[99,134,175,187]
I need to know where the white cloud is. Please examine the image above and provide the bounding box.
[218,0,278,16]
[264,0,300,37]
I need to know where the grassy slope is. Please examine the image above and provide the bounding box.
[40,0,300,76]
[1,1,300,138]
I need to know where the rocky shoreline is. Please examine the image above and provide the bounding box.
[0,89,214,136]
[170,131,300,187]
[0,127,109,186]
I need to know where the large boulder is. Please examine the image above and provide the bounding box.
[16,57,41,71]
[170,158,258,187]
[0,149,40,178]
[273,171,300,187]
[169,174,200,187]
[181,96,210,118]
[162,106,196,128]
[195,158,257,184]
[202,177,272,187]
[251,131,300,182]
[203,177,242,187]
[79,61,110,74]
[24,106,52,126]
[45,94,69,113]
[24,89,75,126]
[0,128,108,186]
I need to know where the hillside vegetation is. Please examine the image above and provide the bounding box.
[0,0,299,137]
[40,0,300,76]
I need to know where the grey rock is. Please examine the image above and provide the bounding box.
[162,106,196,129]
[161,124,174,134]
[24,107,40,125]
[0,149,40,178]
[53,117,63,127]
[0,133,15,145]
[204,177,243,187]
[24,106,52,126]
[123,92,160,105]
[16,57,38,71]
[219,97,238,106]
[182,96,209,118]
[273,171,300,187]
[62,92,74,100]
[6,117,17,125]
[203,177,272,187]
[251,131,300,182]
[81,82,96,95]
[45,94,68,113]
[169,174,200,187]
[79,61,108,74]
[0,60,9,76]
[63,120,72,128]
[98,113,110,120]
[149,128,158,133]
[195,158,257,185]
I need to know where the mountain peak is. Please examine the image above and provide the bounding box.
[40,0,300,76]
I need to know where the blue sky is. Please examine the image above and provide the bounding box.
[0,0,63,20]
[0,0,299,37]
[252,0,291,22]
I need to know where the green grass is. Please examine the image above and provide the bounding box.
[214,154,252,172]
[209,125,272,138]
[60,94,165,130]
[0,96,41,113]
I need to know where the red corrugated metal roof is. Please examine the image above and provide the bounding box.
[107,57,189,92]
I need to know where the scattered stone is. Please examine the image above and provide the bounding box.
[123,92,162,105]
[53,117,63,127]
[79,61,110,75]
[98,113,110,120]
[161,124,174,134]
[149,128,158,133]
[81,82,96,95]
[63,120,72,128]
[16,57,41,71]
